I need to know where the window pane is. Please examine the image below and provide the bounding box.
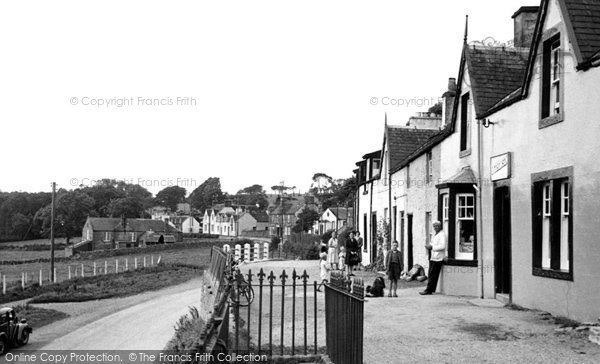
[457,220,475,254]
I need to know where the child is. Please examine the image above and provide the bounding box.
[338,246,346,272]
[384,241,403,297]
[316,252,330,292]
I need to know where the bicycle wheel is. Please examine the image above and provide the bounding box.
[238,285,254,307]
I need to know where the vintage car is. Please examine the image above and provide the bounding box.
[0,307,32,355]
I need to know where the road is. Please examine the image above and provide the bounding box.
[17,278,203,351]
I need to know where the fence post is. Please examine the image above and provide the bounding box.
[2,275,5,294]
[223,244,230,253]
[54,268,57,283]
[93,262,97,276]
[263,242,269,260]
[254,243,260,260]
[244,244,251,262]
[81,264,85,278]
[116,259,119,273]
[151,255,154,266]
[125,258,128,271]
[143,257,147,268]
[39,270,43,286]
[135,257,138,270]
[68,266,72,280]
[105,260,108,275]
[21,272,25,290]
[157,255,161,265]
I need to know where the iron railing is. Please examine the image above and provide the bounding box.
[324,271,365,364]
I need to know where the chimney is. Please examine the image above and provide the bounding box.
[442,78,456,127]
[512,6,539,48]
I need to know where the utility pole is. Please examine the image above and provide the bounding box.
[50,182,56,282]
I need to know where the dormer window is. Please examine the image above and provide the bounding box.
[541,34,563,127]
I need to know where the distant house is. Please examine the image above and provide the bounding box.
[315,207,354,235]
[238,211,270,233]
[78,216,182,251]
[268,196,319,237]
[165,216,201,234]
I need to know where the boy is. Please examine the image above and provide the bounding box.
[384,241,403,297]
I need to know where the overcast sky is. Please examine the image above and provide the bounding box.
[0,0,532,196]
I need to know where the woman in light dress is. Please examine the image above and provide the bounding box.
[327,231,339,270]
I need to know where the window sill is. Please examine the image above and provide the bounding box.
[443,258,478,267]
[459,149,472,158]
[532,267,572,281]
[539,114,564,129]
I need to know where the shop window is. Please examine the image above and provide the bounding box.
[456,194,475,260]
[532,167,572,280]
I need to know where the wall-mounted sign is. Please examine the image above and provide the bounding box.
[490,152,511,181]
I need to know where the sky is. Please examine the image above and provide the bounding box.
[0,0,533,196]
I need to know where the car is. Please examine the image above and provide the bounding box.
[0,307,33,355]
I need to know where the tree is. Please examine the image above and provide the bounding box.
[292,208,320,233]
[234,184,268,210]
[189,177,224,212]
[310,173,333,195]
[106,197,145,218]
[313,176,356,211]
[79,179,126,217]
[428,102,442,115]
[35,190,95,243]
[155,186,187,211]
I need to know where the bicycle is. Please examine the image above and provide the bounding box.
[227,258,255,307]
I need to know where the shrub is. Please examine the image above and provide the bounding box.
[270,236,281,251]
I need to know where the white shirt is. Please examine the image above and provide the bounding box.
[430,230,447,262]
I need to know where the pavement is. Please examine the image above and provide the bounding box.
[242,259,600,364]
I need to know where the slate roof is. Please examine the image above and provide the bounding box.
[87,217,122,231]
[563,0,600,64]
[465,45,529,118]
[390,128,452,174]
[438,167,477,186]
[249,211,269,223]
[387,126,441,172]
[328,207,354,220]
[362,150,381,159]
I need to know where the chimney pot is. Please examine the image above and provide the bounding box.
[512,6,539,48]
[448,78,457,91]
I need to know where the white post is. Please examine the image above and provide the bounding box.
[2,275,5,294]
[116,259,119,273]
[53,268,57,283]
[244,243,251,262]
[39,270,43,286]
[68,266,72,280]
[21,272,25,289]
[81,264,85,278]
[223,244,230,253]
[157,255,161,265]
[25,272,28,285]
[151,255,154,266]
[93,262,97,276]
[143,256,147,268]
[105,261,108,275]
[135,257,138,270]
[254,243,260,261]
[125,258,128,271]
[263,242,269,260]
[235,244,241,261]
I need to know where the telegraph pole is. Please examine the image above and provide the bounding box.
[50,182,56,282]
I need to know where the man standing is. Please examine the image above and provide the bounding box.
[355,231,364,270]
[420,221,446,295]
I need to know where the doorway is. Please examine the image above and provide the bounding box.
[494,186,512,295]
[407,214,414,269]
[371,212,377,263]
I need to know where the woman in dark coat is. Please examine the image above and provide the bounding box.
[345,231,359,276]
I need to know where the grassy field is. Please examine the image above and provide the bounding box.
[0,245,212,293]
[0,237,75,248]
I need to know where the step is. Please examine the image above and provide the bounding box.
[496,293,510,305]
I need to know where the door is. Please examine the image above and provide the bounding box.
[407,214,414,269]
[494,186,512,294]
[371,212,377,262]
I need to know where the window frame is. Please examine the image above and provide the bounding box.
[459,92,472,155]
[426,151,433,184]
[531,166,573,281]
[540,32,564,128]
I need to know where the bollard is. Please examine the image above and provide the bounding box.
[54,268,57,283]
[235,244,241,261]
[135,257,138,270]
[116,259,119,273]
[244,243,251,262]
[81,264,85,278]
[151,255,154,266]
[125,258,128,271]
[39,270,43,286]
[143,256,147,268]
[93,262,97,276]
[254,243,260,261]
[105,260,108,275]
[223,244,230,253]
[68,266,72,280]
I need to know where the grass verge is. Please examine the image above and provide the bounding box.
[0,263,203,304]
[164,306,206,352]
[12,303,69,328]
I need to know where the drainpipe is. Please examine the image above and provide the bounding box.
[388,169,393,241]
[477,118,484,299]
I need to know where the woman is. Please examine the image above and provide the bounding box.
[327,232,339,269]
[345,231,359,276]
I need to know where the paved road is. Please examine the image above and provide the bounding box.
[39,288,201,350]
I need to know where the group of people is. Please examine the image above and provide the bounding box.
[317,221,447,296]
[317,230,363,291]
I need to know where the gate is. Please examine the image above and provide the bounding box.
[324,271,365,364]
